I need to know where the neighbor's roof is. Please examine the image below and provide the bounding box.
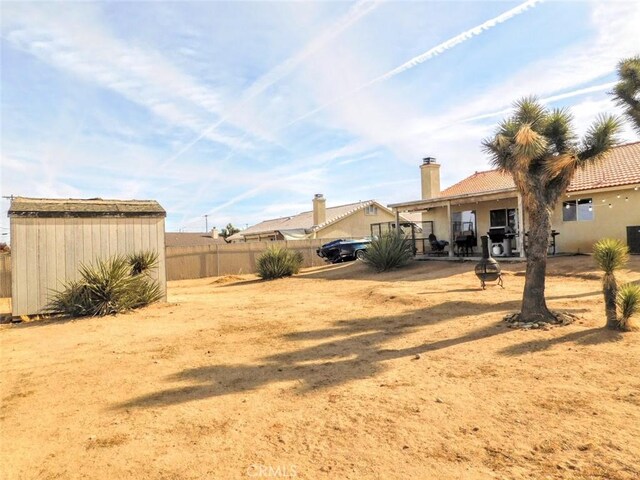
[233,200,389,239]
[8,197,166,218]
[165,232,225,247]
[440,141,640,198]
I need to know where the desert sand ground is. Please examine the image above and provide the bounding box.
[1,256,639,480]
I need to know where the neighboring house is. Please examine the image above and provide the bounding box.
[229,194,410,242]
[389,142,640,256]
[165,228,227,247]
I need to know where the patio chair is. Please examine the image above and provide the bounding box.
[428,233,449,254]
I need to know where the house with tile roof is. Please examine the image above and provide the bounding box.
[229,194,409,242]
[389,142,640,256]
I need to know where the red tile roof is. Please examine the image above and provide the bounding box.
[441,170,514,197]
[440,142,640,198]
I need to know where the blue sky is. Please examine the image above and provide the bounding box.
[1,0,639,236]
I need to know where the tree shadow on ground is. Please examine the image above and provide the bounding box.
[114,300,521,410]
[499,327,624,357]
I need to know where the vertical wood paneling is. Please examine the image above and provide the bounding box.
[92,220,102,265]
[100,219,110,259]
[125,221,135,253]
[11,215,167,316]
[64,219,77,282]
[26,219,39,315]
[116,219,126,256]
[54,219,66,287]
[36,219,49,311]
[133,218,142,252]
[109,218,119,256]
[44,219,58,304]
[156,219,167,299]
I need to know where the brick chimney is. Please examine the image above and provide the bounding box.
[420,157,441,200]
[312,194,326,226]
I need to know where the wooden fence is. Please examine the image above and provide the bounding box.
[165,239,334,281]
[0,239,346,296]
[0,254,10,298]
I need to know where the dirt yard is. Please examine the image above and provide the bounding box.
[1,256,639,479]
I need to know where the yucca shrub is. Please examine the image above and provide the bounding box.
[617,283,640,331]
[593,238,631,330]
[47,251,163,317]
[128,251,159,276]
[363,232,414,272]
[256,246,304,280]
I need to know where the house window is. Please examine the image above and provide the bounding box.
[451,210,477,238]
[562,198,593,222]
[490,208,517,229]
[364,205,378,216]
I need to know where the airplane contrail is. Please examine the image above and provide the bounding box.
[162,0,383,170]
[283,0,545,127]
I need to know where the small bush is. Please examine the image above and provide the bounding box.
[593,238,629,274]
[363,232,414,272]
[128,251,159,276]
[617,283,640,330]
[256,246,304,280]
[47,251,163,317]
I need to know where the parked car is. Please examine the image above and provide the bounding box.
[316,239,371,263]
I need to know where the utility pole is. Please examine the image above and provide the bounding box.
[204,214,209,232]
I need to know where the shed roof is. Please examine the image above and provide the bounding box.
[8,197,166,218]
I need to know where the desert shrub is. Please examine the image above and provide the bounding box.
[593,239,632,330]
[256,246,304,280]
[47,251,163,317]
[128,251,158,276]
[363,232,413,272]
[617,283,640,330]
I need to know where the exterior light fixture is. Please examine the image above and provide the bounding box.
[608,203,613,208]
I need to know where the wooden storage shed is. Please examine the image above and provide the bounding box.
[8,197,167,317]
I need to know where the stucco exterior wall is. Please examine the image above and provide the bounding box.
[551,186,640,254]
[407,185,640,255]
[318,207,397,239]
[422,208,449,242]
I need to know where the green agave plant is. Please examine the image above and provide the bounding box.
[256,246,304,280]
[363,232,414,273]
[47,251,163,318]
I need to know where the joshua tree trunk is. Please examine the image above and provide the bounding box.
[603,274,619,329]
[520,203,554,323]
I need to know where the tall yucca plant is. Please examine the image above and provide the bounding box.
[593,239,629,329]
[483,97,621,323]
[363,232,413,272]
[612,55,640,134]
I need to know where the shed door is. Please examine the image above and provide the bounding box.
[627,226,640,254]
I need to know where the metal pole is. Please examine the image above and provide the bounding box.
[204,215,208,232]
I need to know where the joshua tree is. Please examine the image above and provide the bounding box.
[220,223,240,242]
[483,97,620,323]
[593,238,629,329]
[612,55,640,134]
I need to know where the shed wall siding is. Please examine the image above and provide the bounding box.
[11,217,166,316]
